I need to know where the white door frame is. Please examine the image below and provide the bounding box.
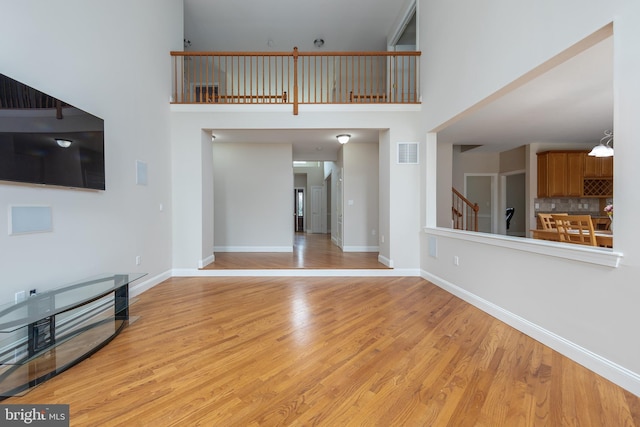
[464,173,498,233]
[336,169,344,248]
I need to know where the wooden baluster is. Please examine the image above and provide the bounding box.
[172,56,176,103]
[372,56,376,101]
[293,47,299,115]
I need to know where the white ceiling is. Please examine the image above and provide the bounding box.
[437,36,613,152]
[209,128,382,161]
[184,0,411,52]
[184,1,613,158]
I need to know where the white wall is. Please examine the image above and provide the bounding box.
[499,146,526,174]
[388,130,423,270]
[201,131,214,266]
[326,160,342,244]
[378,130,391,261]
[343,142,379,251]
[421,0,640,395]
[0,0,181,296]
[213,142,293,251]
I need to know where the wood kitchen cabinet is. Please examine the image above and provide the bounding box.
[537,150,613,197]
[537,152,549,197]
[583,155,613,178]
[537,151,583,197]
[583,154,613,196]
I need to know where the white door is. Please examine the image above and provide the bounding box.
[311,186,324,233]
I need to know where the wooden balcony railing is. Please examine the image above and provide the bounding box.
[170,48,420,115]
[452,187,479,232]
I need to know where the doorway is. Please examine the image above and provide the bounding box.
[294,187,305,232]
[502,172,526,237]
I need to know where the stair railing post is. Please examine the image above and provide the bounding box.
[473,203,479,232]
[293,47,299,115]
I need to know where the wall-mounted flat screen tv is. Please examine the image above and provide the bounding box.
[0,73,105,190]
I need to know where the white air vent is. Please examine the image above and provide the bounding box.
[397,142,418,164]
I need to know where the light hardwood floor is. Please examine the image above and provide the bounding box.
[204,232,390,269]
[5,273,640,426]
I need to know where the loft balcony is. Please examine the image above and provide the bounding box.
[170,48,420,115]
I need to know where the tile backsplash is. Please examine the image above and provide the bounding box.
[534,197,612,216]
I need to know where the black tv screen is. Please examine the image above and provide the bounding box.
[0,73,105,190]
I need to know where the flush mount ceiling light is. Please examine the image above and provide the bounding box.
[336,134,351,144]
[55,139,72,148]
[588,129,614,157]
[314,38,325,48]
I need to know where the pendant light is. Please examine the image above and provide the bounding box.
[588,130,614,157]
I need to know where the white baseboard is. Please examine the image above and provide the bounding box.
[199,254,215,268]
[213,246,293,252]
[129,270,172,298]
[172,268,420,277]
[421,269,640,397]
[377,254,393,268]
[342,245,379,252]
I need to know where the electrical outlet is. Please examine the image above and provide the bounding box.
[454,256,460,266]
[136,256,141,265]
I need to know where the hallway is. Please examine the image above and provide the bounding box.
[204,233,389,270]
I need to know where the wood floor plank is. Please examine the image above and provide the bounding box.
[204,232,390,269]
[4,276,640,426]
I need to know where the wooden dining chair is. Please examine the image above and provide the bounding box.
[538,212,567,230]
[551,214,597,246]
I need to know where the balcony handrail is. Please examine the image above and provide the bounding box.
[170,48,420,115]
[170,50,421,57]
[452,187,479,232]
